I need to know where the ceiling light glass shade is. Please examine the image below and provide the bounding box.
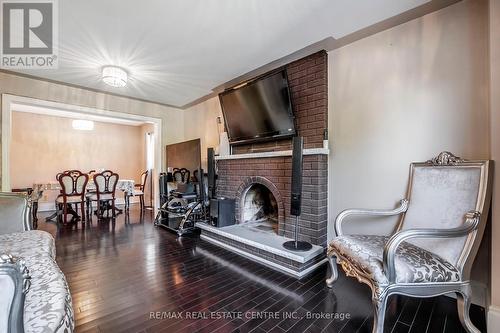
[72,119,94,131]
[102,66,128,87]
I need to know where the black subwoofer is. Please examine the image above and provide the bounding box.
[210,198,235,227]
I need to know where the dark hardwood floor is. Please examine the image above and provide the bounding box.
[37,206,486,333]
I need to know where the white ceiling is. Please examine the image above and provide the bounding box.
[12,0,430,107]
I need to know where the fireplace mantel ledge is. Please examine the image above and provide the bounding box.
[215,147,329,160]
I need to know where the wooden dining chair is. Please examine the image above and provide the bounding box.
[88,170,119,218]
[125,170,148,211]
[56,170,89,224]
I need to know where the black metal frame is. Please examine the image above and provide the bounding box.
[155,169,207,236]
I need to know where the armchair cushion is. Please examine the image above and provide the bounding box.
[0,231,73,332]
[402,166,481,266]
[0,230,56,259]
[329,235,460,285]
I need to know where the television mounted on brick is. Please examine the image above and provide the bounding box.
[219,69,296,145]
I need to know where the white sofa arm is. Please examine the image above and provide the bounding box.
[0,254,31,333]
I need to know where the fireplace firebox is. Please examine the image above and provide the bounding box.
[241,183,278,234]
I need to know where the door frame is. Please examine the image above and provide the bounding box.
[2,93,163,210]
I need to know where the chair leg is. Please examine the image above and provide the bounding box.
[140,195,144,210]
[326,255,338,288]
[372,293,388,333]
[112,199,116,217]
[63,204,68,224]
[55,202,61,223]
[81,202,85,222]
[457,285,480,333]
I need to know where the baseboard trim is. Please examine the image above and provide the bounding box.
[488,305,500,332]
[37,197,139,212]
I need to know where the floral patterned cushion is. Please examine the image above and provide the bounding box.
[0,230,56,259]
[23,255,74,333]
[0,231,74,332]
[328,235,461,285]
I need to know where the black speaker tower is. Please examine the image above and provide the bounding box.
[283,136,312,251]
[207,148,216,199]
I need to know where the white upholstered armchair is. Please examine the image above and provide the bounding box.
[0,193,31,333]
[326,152,492,333]
[0,192,74,333]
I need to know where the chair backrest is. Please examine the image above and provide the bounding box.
[139,170,148,191]
[0,192,30,235]
[398,152,492,278]
[58,170,88,197]
[173,170,183,183]
[94,170,119,196]
[173,168,190,184]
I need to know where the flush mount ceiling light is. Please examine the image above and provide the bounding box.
[72,119,94,131]
[102,66,128,87]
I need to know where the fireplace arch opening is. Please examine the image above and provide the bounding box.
[240,183,279,233]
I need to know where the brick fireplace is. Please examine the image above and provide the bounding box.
[197,51,329,277]
[217,154,328,246]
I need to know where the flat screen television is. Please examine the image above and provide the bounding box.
[219,70,295,145]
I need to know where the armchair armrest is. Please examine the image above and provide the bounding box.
[0,254,31,333]
[335,199,409,236]
[382,211,481,283]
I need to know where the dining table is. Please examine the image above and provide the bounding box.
[32,179,135,222]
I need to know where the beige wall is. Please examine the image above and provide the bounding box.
[328,0,489,302]
[0,71,185,185]
[328,0,489,235]
[183,96,223,169]
[489,0,500,329]
[11,112,145,204]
